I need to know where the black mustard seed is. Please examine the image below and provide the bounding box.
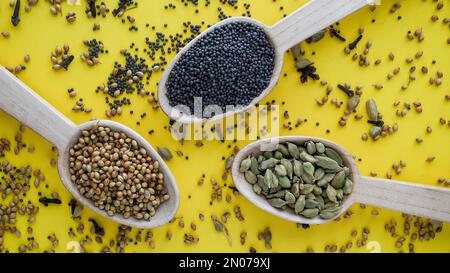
[166,22,275,116]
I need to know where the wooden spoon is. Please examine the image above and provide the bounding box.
[158,0,374,124]
[0,66,179,228]
[231,136,450,224]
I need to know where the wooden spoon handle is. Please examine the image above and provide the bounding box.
[270,0,372,52]
[353,176,450,223]
[0,66,77,150]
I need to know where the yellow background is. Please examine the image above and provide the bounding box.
[0,0,449,253]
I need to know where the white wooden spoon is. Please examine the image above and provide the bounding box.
[231,136,450,224]
[158,0,375,124]
[0,66,179,229]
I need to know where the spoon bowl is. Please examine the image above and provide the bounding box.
[0,66,179,229]
[231,136,450,224]
[158,0,374,124]
[158,17,284,124]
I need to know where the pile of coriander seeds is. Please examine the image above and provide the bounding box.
[239,141,353,219]
[69,125,169,220]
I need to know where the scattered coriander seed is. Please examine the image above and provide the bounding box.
[66,11,76,23]
[389,52,395,60]
[374,83,383,90]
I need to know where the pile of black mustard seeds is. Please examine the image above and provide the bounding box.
[166,22,275,116]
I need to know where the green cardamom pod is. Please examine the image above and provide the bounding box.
[278,176,291,188]
[291,44,302,58]
[366,99,379,121]
[317,173,336,187]
[250,157,260,175]
[301,208,319,218]
[336,189,344,200]
[294,195,306,214]
[225,155,235,170]
[302,162,315,177]
[314,156,341,171]
[316,195,325,210]
[326,185,338,203]
[296,57,313,69]
[276,144,290,157]
[317,173,335,187]
[300,151,318,163]
[253,184,262,194]
[285,191,296,204]
[257,155,265,164]
[259,158,279,171]
[306,141,316,155]
[324,201,338,209]
[264,169,273,189]
[305,198,319,209]
[269,184,282,194]
[268,198,287,208]
[257,175,269,192]
[293,159,303,177]
[286,142,300,159]
[315,142,325,154]
[274,151,283,160]
[300,184,314,195]
[347,95,360,111]
[319,207,342,219]
[343,166,350,176]
[266,190,287,199]
[309,30,326,43]
[157,147,173,161]
[271,172,279,189]
[280,159,293,179]
[343,178,353,195]
[301,172,314,184]
[306,192,315,200]
[274,165,287,177]
[291,183,300,198]
[331,170,346,189]
[244,171,257,184]
[325,148,343,166]
[239,157,252,172]
[313,168,325,180]
[313,185,322,195]
[263,151,273,159]
[369,126,382,139]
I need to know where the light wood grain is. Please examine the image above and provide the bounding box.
[0,66,180,229]
[0,66,78,150]
[353,176,450,223]
[158,0,371,124]
[231,136,450,224]
[271,0,371,52]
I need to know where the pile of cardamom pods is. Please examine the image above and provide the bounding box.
[239,141,353,219]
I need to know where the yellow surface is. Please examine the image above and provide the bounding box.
[0,0,449,253]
